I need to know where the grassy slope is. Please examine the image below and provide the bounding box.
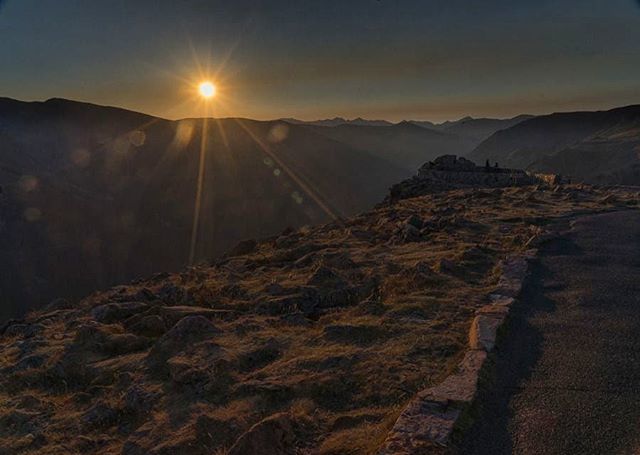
[1,184,637,454]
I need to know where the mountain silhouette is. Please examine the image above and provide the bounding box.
[0,98,410,320]
[468,105,640,183]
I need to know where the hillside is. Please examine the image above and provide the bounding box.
[436,115,534,142]
[0,98,408,320]
[468,105,640,183]
[1,176,637,454]
[303,122,477,171]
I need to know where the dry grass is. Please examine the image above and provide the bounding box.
[0,184,637,454]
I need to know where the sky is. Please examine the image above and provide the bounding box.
[1,0,640,122]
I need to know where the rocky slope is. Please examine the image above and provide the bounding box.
[1,178,637,454]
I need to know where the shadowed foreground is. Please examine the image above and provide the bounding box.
[456,210,640,455]
[1,187,637,454]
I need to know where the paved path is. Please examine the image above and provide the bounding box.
[455,210,640,455]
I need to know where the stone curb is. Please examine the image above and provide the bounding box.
[378,248,538,454]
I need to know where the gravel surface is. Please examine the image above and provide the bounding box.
[455,210,640,455]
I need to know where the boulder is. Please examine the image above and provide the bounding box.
[401,223,421,243]
[228,413,296,455]
[404,215,423,229]
[102,333,152,355]
[123,385,156,414]
[226,239,258,257]
[159,306,234,326]
[146,316,220,370]
[436,258,457,274]
[91,302,149,324]
[81,402,119,429]
[306,265,347,288]
[129,315,167,337]
[157,283,194,305]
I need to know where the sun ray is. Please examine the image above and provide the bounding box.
[188,116,209,265]
[230,117,341,221]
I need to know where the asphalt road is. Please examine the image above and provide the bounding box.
[455,210,640,455]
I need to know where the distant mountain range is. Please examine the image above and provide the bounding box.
[282,114,534,143]
[280,117,395,127]
[280,115,534,171]
[2,97,639,320]
[301,121,476,171]
[428,115,535,142]
[468,105,640,184]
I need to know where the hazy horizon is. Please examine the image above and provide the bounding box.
[6,95,640,126]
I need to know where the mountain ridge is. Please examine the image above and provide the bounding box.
[468,104,640,183]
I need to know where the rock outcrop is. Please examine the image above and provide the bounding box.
[386,154,552,202]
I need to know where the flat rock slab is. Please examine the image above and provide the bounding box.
[380,403,461,454]
[469,314,504,351]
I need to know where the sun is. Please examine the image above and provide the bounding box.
[198,81,216,98]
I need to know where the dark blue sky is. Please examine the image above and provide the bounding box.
[1,0,639,121]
